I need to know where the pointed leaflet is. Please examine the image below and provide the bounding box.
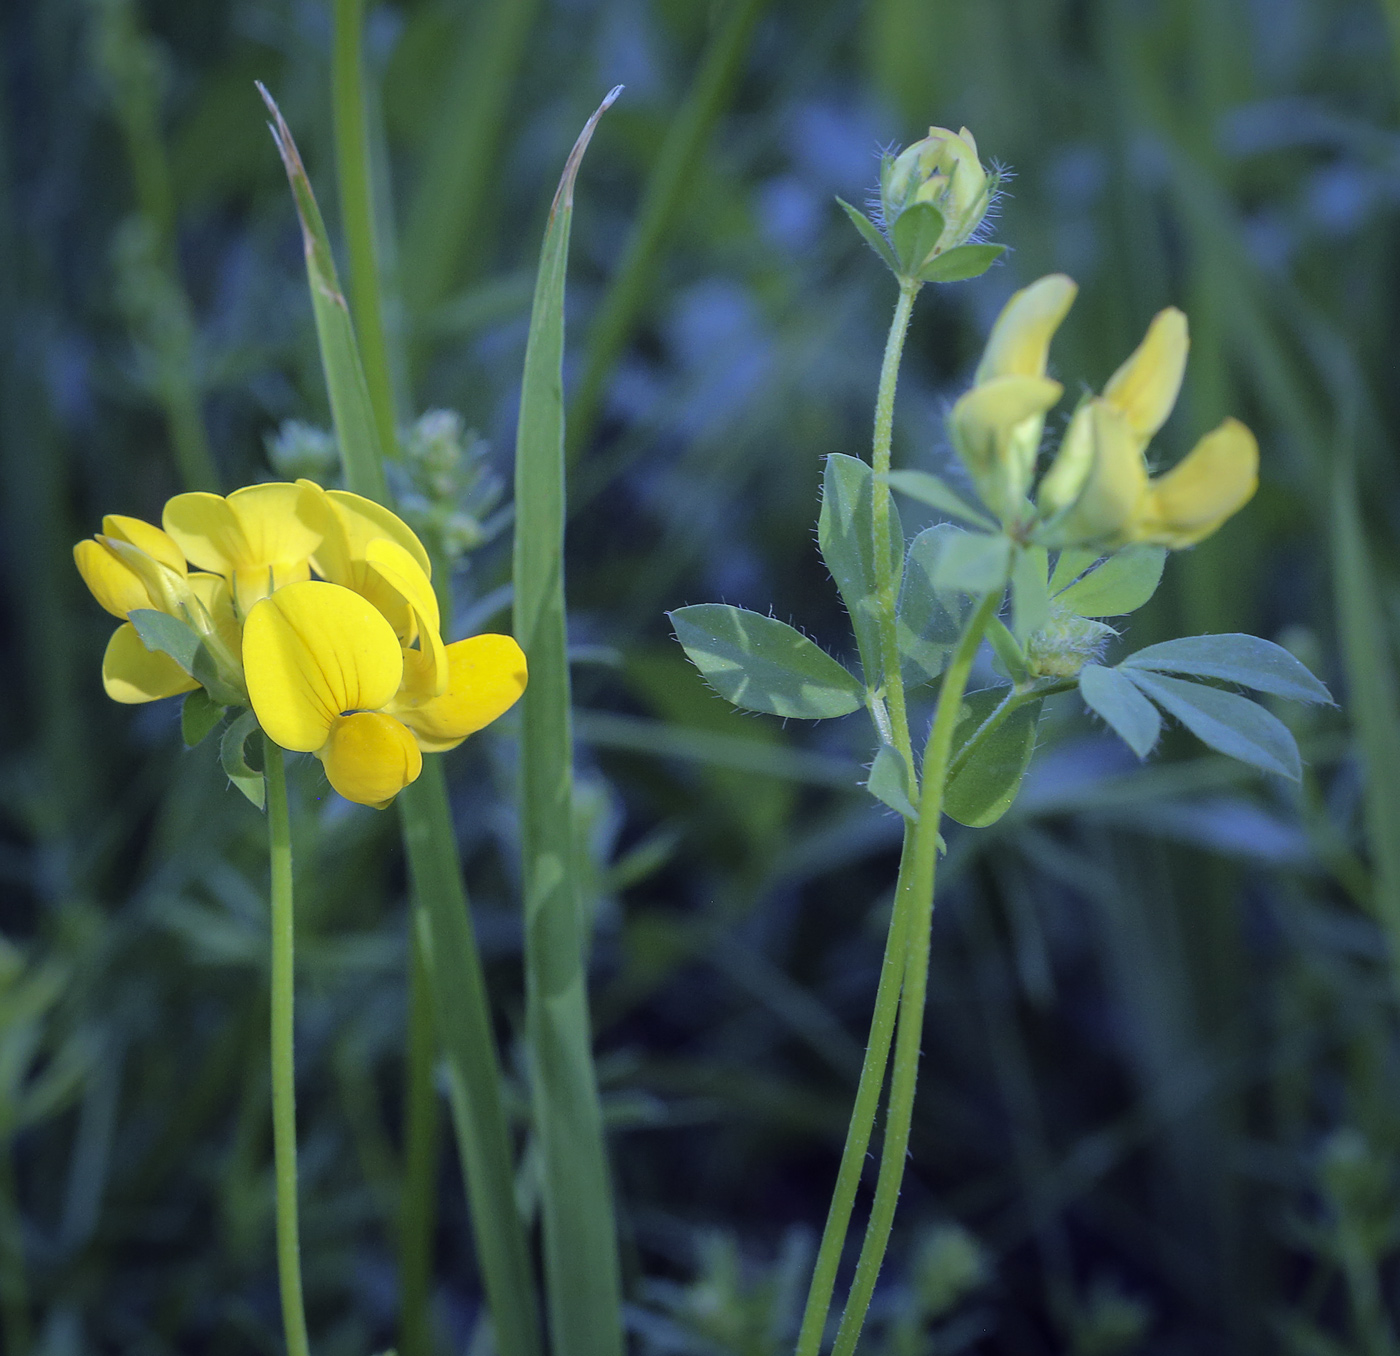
[898,525,974,683]
[259,84,389,502]
[1079,664,1161,758]
[886,469,997,529]
[1011,545,1049,643]
[1121,633,1332,704]
[930,528,1012,595]
[670,605,865,719]
[917,243,1006,284]
[819,454,902,688]
[867,743,918,820]
[512,89,625,1356]
[945,689,1042,827]
[1124,670,1302,780]
[181,688,225,747]
[1049,548,1099,592]
[836,198,899,274]
[220,708,265,809]
[1054,545,1166,617]
[890,201,945,274]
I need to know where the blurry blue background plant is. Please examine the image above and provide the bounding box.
[2,1,1399,1354]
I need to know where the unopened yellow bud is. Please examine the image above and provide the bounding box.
[882,126,993,262]
[950,374,1063,523]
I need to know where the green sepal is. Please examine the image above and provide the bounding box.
[1123,670,1302,780]
[181,689,225,748]
[867,743,918,821]
[1121,633,1333,704]
[916,243,1007,284]
[1054,545,1166,618]
[890,202,945,275]
[884,470,997,530]
[1079,663,1161,758]
[220,709,266,809]
[1011,545,1050,643]
[818,454,902,688]
[836,197,899,274]
[897,525,975,684]
[945,690,1042,827]
[669,605,865,719]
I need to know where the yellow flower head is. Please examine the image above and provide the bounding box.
[882,127,993,262]
[243,580,526,808]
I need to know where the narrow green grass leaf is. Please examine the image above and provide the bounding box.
[1125,671,1302,780]
[1079,663,1162,758]
[513,88,625,1356]
[1055,545,1166,617]
[1122,634,1332,704]
[670,605,865,719]
[258,83,388,503]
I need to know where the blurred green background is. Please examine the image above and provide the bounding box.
[3,0,1400,1352]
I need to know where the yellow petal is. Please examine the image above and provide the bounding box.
[102,516,187,575]
[365,538,447,696]
[1103,307,1189,444]
[314,488,431,584]
[319,712,423,808]
[227,482,324,569]
[243,580,404,752]
[950,374,1063,519]
[162,492,248,575]
[1132,417,1258,549]
[975,274,1078,384]
[74,539,153,618]
[1041,399,1148,547]
[231,558,313,614]
[394,634,527,752]
[102,622,199,704]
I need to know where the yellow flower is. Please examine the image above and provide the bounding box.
[1037,304,1257,549]
[162,481,325,613]
[74,516,240,704]
[243,580,527,808]
[882,127,994,263]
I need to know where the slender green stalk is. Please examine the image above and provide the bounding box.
[567,0,767,463]
[332,0,398,462]
[870,280,920,770]
[398,937,441,1356]
[264,737,312,1356]
[831,589,1000,1356]
[515,94,624,1356]
[793,836,916,1356]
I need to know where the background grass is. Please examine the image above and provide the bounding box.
[2,0,1399,1352]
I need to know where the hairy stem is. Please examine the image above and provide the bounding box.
[264,738,312,1356]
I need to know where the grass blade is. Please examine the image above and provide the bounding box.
[566,0,767,462]
[514,87,625,1356]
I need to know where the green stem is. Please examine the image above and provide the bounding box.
[871,280,921,770]
[264,737,312,1356]
[831,589,1000,1356]
[398,935,441,1356]
[332,0,398,459]
[793,833,917,1356]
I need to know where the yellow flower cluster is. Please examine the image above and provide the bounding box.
[74,480,527,808]
[882,127,993,263]
[950,274,1258,550]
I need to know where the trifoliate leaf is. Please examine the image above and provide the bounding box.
[1121,634,1333,704]
[1079,664,1162,758]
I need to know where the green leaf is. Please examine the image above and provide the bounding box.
[181,689,225,747]
[890,201,945,274]
[897,525,975,683]
[916,242,1007,284]
[836,197,899,273]
[945,690,1042,827]
[669,605,865,719]
[259,84,389,502]
[220,709,265,809]
[818,454,902,687]
[930,529,1012,596]
[1054,545,1166,617]
[127,608,201,674]
[1049,548,1099,593]
[1121,633,1332,704]
[1124,670,1302,780]
[1079,664,1161,758]
[987,617,1031,684]
[513,89,625,1356]
[1011,545,1049,643]
[867,743,918,820]
[885,469,997,529]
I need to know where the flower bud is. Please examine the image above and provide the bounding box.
[881,127,994,263]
